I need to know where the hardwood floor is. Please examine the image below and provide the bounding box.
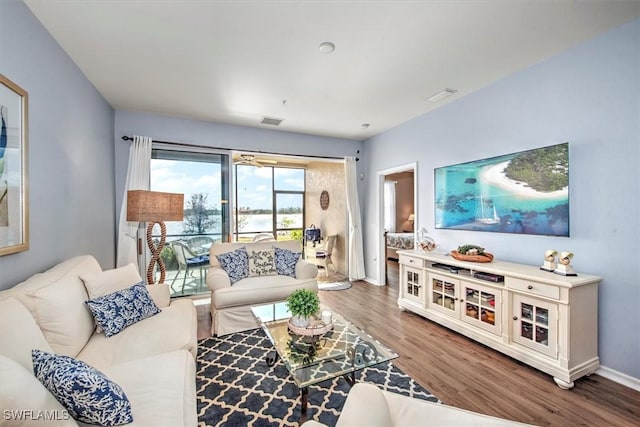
[196,280,640,426]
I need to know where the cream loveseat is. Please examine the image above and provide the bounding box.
[0,255,197,426]
[303,383,533,427]
[207,240,318,336]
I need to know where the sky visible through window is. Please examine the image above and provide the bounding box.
[151,159,304,237]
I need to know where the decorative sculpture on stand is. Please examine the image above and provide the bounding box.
[540,249,558,272]
[554,251,577,276]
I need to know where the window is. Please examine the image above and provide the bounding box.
[150,149,230,297]
[235,165,305,242]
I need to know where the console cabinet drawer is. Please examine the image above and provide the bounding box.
[399,254,425,268]
[506,277,559,300]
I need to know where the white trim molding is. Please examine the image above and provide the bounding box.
[363,277,384,286]
[596,366,640,391]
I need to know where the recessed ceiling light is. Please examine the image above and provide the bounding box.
[426,88,458,102]
[319,41,335,54]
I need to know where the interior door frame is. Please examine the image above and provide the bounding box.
[377,162,418,286]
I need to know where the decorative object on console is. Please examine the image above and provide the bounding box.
[417,227,437,252]
[127,190,184,284]
[450,244,494,262]
[554,251,577,276]
[434,142,569,237]
[286,288,320,328]
[540,249,558,272]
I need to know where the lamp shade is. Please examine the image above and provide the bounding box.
[408,214,415,222]
[127,190,184,222]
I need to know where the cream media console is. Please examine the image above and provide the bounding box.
[397,250,601,389]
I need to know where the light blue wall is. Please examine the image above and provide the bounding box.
[0,0,115,289]
[363,19,640,379]
[114,111,364,224]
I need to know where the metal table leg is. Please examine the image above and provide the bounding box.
[266,349,279,367]
[300,387,309,422]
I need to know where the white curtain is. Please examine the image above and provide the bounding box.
[383,181,396,232]
[344,157,366,280]
[116,136,152,268]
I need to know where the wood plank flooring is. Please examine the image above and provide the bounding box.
[196,276,640,426]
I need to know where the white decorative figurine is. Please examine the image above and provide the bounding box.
[540,249,557,272]
[554,251,577,276]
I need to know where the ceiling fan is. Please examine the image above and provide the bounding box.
[236,154,277,168]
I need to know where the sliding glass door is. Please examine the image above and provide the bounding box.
[150,149,230,297]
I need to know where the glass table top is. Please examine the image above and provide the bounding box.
[251,302,398,388]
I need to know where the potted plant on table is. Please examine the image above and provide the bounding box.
[286,289,320,328]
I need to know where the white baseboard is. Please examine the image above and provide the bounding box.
[362,277,383,286]
[596,366,640,391]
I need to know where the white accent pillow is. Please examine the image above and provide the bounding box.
[80,263,142,300]
[31,279,95,358]
[80,263,143,334]
[0,297,54,371]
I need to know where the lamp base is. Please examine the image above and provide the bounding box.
[146,221,167,284]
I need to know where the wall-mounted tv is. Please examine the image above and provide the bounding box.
[434,142,569,237]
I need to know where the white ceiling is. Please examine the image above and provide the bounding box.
[25,0,640,141]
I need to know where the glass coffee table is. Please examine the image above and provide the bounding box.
[250,302,398,419]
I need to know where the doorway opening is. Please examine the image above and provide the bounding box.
[377,163,417,287]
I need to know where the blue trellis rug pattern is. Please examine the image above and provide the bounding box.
[196,328,439,426]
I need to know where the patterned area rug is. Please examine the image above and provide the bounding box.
[197,328,439,426]
[317,281,352,291]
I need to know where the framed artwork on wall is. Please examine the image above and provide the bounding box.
[0,74,29,256]
[434,143,569,237]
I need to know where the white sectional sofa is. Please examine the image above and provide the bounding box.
[303,383,534,427]
[207,240,318,336]
[0,255,197,427]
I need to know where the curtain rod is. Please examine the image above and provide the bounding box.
[120,136,358,161]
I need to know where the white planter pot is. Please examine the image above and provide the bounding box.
[291,315,310,328]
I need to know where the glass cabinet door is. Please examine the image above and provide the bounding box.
[461,282,501,335]
[512,294,557,358]
[402,266,423,305]
[428,273,459,317]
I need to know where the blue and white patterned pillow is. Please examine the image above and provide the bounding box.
[274,247,301,277]
[216,247,249,284]
[32,349,133,426]
[85,281,160,337]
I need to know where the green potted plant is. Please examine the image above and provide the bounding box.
[286,289,320,327]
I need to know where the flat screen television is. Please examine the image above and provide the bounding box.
[434,142,569,237]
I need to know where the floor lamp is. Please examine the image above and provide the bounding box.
[127,190,184,284]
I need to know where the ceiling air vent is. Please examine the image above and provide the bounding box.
[260,116,283,126]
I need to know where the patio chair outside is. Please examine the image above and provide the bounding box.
[170,241,209,295]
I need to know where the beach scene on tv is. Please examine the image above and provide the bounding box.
[435,143,569,237]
